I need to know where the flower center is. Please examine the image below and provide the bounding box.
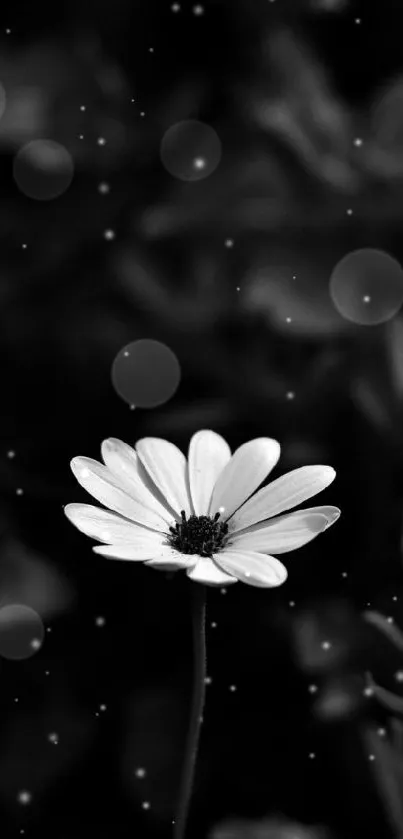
[167,510,229,557]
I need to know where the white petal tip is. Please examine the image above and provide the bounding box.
[101,437,123,453]
[243,567,288,588]
[92,545,131,559]
[324,507,341,528]
[70,457,90,478]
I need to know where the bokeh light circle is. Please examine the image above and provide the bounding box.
[329,249,403,325]
[160,120,222,181]
[111,339,181,408]
[13,139,74,200]
[0,604,45,660]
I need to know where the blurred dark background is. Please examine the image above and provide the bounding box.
[2,0,403,837]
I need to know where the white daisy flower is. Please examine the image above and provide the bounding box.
[64,430,340,588]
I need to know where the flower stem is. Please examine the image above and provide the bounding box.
[174,583,207,839]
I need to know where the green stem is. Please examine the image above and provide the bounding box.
[173,584,207,839]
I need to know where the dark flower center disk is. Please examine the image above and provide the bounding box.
[168,510,229,557]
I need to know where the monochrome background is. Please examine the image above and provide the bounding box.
[0,1,402,837]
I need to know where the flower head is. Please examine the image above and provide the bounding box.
[64,430,340,588]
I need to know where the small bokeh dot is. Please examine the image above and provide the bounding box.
[111,339,181,408]
[160,120,221,181]
[13,140,74,201]
[0,604,45,660]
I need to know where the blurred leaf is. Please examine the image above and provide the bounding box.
[0,537,74,620]
[0,35,132,171]
[368,76,403,179]
[138,152,291,240]
[292,605,353,672]
[350,329,403,449]
[313,674,361,721]
[386,317,403,401]
[350,376,392,435]
[366,672,403,715]
[248,29,358,192]
[364,612,403,655]
[117,247,226,331]
[241,257,350,338]
[363,721,403,839]
[310,0,348,9]
[209,815,329,839]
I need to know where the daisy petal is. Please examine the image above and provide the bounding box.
[93,542,179,561]
[208,437,281,520]
[146,551,198,570]
[214,548,288,588]
[101,438,176,523]
[317,505,341,529]
[70,457,169,532]
[228,465,336,533]
[64,503,160,544]
[188,430,232,516]
[186,556,238,586]
[227,506,341,554]
[136,438,193,517]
